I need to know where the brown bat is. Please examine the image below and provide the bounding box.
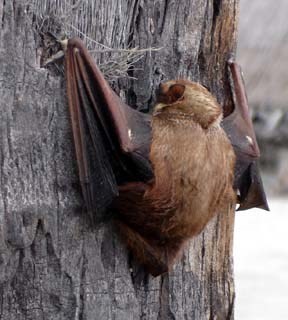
[112,80,236,275]
[62,38,268,276]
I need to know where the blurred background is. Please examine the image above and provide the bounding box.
[235,0,288,319]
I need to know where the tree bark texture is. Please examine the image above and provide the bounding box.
[0,1,238,319]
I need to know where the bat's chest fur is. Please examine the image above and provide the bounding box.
[149,117,235,238]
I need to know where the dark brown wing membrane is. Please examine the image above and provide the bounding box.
[236,162,269,211]
[64,38,152,220]
[222,61,269,211]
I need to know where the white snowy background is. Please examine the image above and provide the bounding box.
[234,198,288,319]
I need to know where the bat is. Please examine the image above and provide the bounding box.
[62,37,268,275]
[111,79,236,275]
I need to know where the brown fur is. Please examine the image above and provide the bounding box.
[113,80,236,276]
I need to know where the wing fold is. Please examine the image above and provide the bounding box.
[64,38,152,220]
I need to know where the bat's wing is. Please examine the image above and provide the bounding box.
[63,38,268,217]
[64,37,152,220]
[222,61,269,211]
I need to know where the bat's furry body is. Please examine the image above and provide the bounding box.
[114,81,236,275]
[63,38,268,276]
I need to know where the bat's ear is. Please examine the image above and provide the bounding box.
[167,84,185,103]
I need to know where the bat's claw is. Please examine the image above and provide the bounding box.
[43,39,69,66]
[227,55,235,65]
[60,39,68,52]
[42,50,65,67]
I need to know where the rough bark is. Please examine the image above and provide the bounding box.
[0,1,238,319]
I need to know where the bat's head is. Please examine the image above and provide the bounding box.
[154,80,222,128]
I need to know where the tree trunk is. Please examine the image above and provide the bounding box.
[0,1,238,319]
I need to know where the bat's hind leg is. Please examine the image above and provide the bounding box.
[115,221,175,276]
